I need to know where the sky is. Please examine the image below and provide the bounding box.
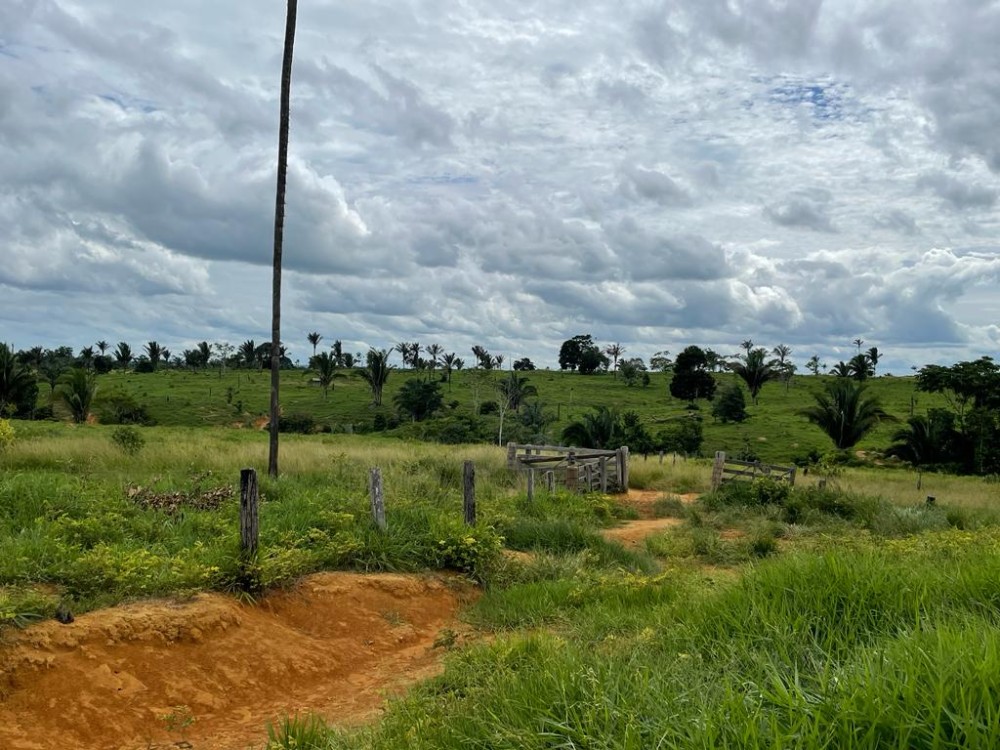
[2,0,1000,374]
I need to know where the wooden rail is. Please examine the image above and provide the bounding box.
[710,451,796,491]
[506,443,629,494]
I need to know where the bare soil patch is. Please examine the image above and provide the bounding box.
[0,572,475,750]
[602,518,684,548]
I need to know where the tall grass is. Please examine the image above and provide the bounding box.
[294,541,1000,749]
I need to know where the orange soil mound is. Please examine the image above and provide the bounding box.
[0,572,475,750]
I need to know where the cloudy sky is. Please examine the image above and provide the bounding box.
[3,0,1000,373]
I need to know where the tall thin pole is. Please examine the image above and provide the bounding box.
[269,0,298,478]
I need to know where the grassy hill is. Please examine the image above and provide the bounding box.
[60,366,947,464]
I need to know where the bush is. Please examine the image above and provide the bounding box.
[0,418,14,451]
[96,389,153,425]
[656,416,704,456]
[479,400,498,415]
[712,384,748,423]
[110,426,145,457]
[279,413,317,434]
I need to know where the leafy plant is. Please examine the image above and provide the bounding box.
[799,378,894,449]
[110,426,145,456]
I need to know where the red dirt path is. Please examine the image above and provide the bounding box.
[0,572,475,750]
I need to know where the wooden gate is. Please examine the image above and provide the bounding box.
[710,451,797,491]
[506,443,629,493]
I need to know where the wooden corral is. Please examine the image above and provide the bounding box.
[506,442,629,495]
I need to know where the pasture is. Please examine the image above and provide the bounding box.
[2,423,998,749]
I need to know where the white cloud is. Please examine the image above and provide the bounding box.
[1,0,999,375]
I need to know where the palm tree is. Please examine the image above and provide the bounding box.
[425,344,443,370]
[729,348,776,405]
[853,338,865,354]
[0,343,38,417]
[740,339,754,355]
[57,368,97,424]
[867,346,881,376]
[831,361,852,378]
[471,345,490,369]
[114,342,133,373]
[393,342,409,367]
[442,352,458,384]
[160,349,172,367]
[195,341,211,369]
[771,344,792,366]
[806,355,821,376]
[359,349,391,406]
[308,352,340,399]
[492,354,505,370]
[409,342,422,369]
[96,340,109,356]
[268,0,299,478]
[605,343,625,378]
[887,413,956,467]
[145,341,162,371]
[79,346,95,370]
[799,379,893,450]
[307,331,322,358]
[848,353,873,381]
[239,339,256,368]
[562,406,624,449]
[497,372,538,413]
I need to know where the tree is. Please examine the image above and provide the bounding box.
[78,346,95,370]
[492,354,506,370]
[114,342,133,373]
[916,357,1000,427]
[197,341,212,370]
[425,344,443,370]
[650,351,672,372]
[513,357,535,371]
[0,343,39,418]
[771,344,791,366]
[799,379,893,450]
[831,361,852,378]
[394,378,443,421]
[618,358,647,387]
[887,410,958,468]
[712,383,748,423]
[656,415,704,455]
[853,338,865,353]
[806,355,821,376]
[605,343,625,378]
[308,352,341,399]
[867,346,881,376]
[239,339,257,368]
[40,351,72,401]
[359,349,391,406]
[214,342,235,376]
[740,339,754,355]
[144,341,163,371]
[495,372,537,445]
[471,345,492,369]
[519,401,556,443]
[307,331,322,358]
[331,339,344,367]
[57,368,97,424]
[729,348,776,405]
[562,406,624,449]
[442,352,459,384]
[96,340,109,356]
[269,0,299,478]
[161,349,172,368]
[669,346,717,402]
[848,353,873,381]
[559,334,602,372]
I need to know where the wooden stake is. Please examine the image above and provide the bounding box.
[463,461,476,525]
[369,467,386,530]
[239,468,259,557]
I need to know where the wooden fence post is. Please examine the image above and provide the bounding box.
[658,450,664,465]
[619,446,630,491]
[369,467,386,530]
[526,469,535,501]
[565,451,577,493]
[546,470,555,493]
[788,465,797,487]
[599,456,608,493]
[506,442,517,470]
[463,461,476,525]
[239,468,259,558]
[711,451,726,490]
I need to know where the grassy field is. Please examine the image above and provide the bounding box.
[4,424,1000,747]
[54,366,948,464]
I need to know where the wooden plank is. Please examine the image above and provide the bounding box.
[600,456,608,493]
[526,469,535,501]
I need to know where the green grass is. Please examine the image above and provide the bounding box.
[35,367,948,465]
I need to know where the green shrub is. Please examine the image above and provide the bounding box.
[0,418,14,451]
[278,413,317,434]
[110,426,145,457]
